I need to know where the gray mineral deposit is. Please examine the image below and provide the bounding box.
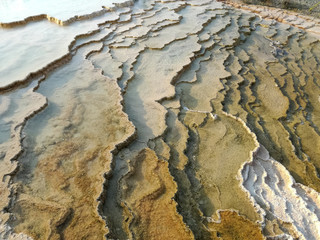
[1,0,320,239]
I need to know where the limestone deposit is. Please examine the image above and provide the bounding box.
[1,0,320,239]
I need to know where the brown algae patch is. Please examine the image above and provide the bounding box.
[120,148,194,240]
[13,140,111,239]
[10,45,135,239]
[208,210,264,240]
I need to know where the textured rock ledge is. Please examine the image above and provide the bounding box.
[1,0,320,239]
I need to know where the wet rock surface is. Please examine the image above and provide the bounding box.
[1,0,320,239]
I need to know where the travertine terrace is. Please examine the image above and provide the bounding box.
[1,0,320,239]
